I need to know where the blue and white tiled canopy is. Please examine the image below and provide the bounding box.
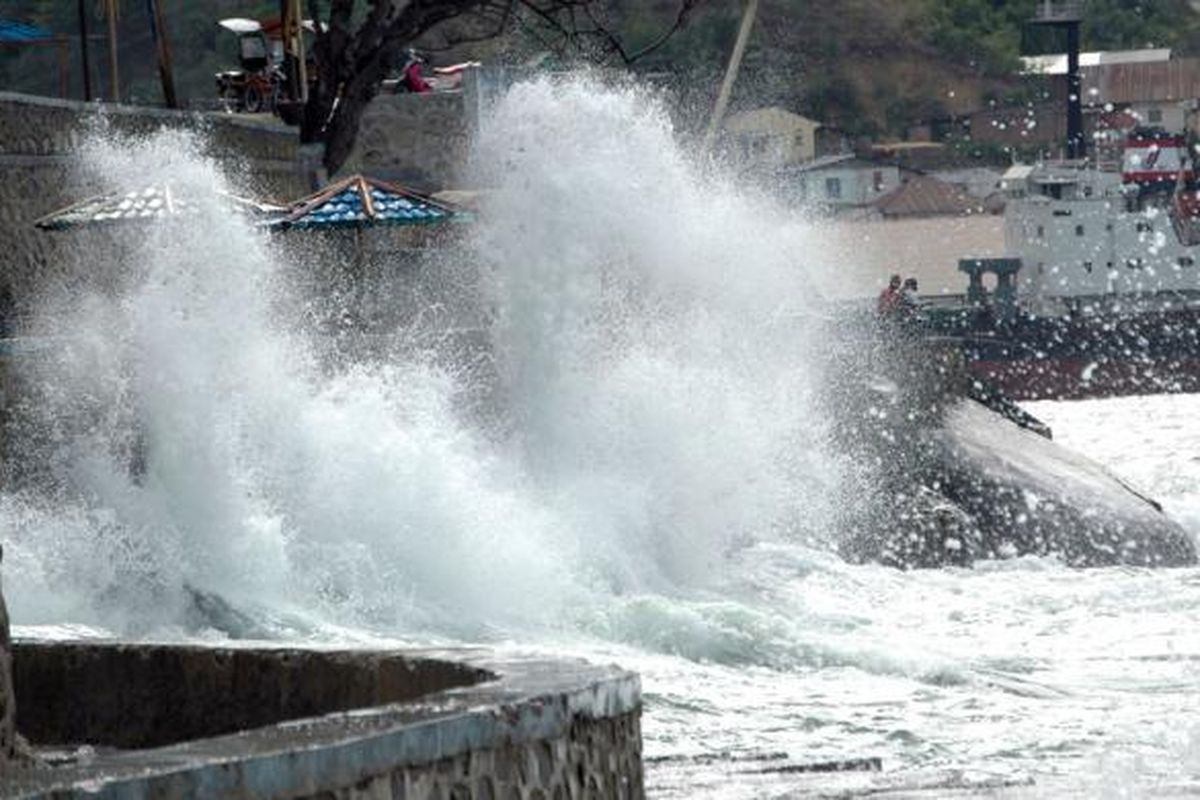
[34,186,286,230]
[273,175,461,229]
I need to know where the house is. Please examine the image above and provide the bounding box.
[872,174,985,219]
[784,154,901,210]
[722,107,821,168]
[972,49,1200,150]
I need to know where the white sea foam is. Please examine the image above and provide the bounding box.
[4,78,1200,797]
[5,77,842,644]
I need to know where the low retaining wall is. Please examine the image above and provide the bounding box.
[0,92,318,320]
[0,641,643,800]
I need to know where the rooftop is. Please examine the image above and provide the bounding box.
[1021,48,1172,75]
[34,187,285,230]
[272,174,461,230]
[873,174,983,218]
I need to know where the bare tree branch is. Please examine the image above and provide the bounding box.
[298,0,702,174]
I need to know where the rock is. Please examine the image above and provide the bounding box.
[829,321,1197,568]
[930,400,1195,567]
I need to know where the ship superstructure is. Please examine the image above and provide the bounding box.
[1003,130,1200,314]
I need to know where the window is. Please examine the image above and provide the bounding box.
[1037,225,1045,238]
[1075,225,1085,236]
[1137,221,1152,233]
[1083,261,1093,272]
[1180,256,1195,268]
[1149,108,1163,123]
[825,177,842,199]
[873,170,884,192]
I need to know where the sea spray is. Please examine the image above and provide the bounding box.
[3,129,571,637]
[4,77,847,652]
[473,77,843,592]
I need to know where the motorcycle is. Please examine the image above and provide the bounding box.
[214,18,282,114]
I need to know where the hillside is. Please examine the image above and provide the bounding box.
[3,0,1200,138]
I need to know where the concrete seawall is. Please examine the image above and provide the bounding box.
[0,641,643,799]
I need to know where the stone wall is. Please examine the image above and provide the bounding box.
[12,643,486,750]
[0,92,317,319]
[1,642,644,799]
[342,88,475,192]
[309,712,642,800]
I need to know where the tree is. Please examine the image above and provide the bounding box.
[290,0,701,175]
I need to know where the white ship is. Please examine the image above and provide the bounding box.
[1002,128,1200,314]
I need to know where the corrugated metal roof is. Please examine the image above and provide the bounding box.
[1083,58,1200,104]
[0,19,53,42]
[273,175,461,230]
[788,153,860,173]
[1002,165,1034,182]
[34,187,286,230]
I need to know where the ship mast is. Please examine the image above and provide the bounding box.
[1030,1,1085,160]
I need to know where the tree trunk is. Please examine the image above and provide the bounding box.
[321,89,373,176]
[313,50,393,176]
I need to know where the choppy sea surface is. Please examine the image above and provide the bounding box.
[626,394,1200,797]
[4,78,1200,798]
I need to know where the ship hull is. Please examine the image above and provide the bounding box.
[970,355,1200,400]
[929,306,1200,400]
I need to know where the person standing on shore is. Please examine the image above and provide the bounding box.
[877,274,902,316]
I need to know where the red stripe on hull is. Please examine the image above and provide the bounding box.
[970,358,1200,400]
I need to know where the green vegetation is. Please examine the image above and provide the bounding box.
[4,0,1200,136]
[0,1,277,105]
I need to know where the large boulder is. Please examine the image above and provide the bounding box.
[829,322,1197,568]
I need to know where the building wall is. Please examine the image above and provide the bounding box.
[0,92,317,319]
[724,108,821,167]
[795,164,901,207]
[1128,101,1187,131]
[342,85,477,191]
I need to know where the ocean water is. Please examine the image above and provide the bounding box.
[3,78,1200,798]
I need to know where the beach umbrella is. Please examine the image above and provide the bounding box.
[267,173,463,231]
[268,174,468,322]
[34,185,286,230]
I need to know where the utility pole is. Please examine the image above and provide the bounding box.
[145,0,178,108]
[76,0,92,101]
[703,0,759,152]
[105,0,120,102]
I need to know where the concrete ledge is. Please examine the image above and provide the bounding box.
[0,641,643,799]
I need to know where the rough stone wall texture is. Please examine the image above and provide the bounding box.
[0,92,315,320]
[302,712,644,800]
[343,90,474,192]
[2,643,643,799]
[13,643,487,750]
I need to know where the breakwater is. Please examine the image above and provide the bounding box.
[1,641,643,799]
